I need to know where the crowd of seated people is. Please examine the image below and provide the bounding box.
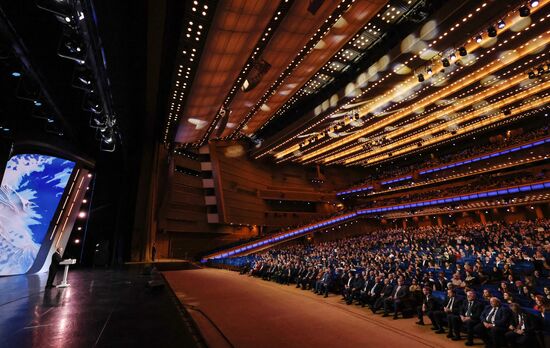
[343,127,549,190]
[239,220,550,347]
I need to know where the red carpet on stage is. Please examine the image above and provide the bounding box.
[164,268,465,348]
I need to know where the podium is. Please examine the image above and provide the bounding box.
[56,259,77,288]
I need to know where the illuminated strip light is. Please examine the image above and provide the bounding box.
[343,87,550,165]
[203,180,550,261]
[202,212,358,261]
[337,136,550,196]
[280,23,550,162]
[337,185,374,196]
[50,169,80,241]
[357,180,550,215]
[336,137,550,196]
[420,136,550,174]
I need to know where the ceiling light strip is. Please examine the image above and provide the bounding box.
[297,30,550,163]
[196,0,295,146]
[226,0,358,140]
[274,2,549,161]
[163,0,216,144]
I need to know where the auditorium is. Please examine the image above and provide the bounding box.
[1,0,549,347]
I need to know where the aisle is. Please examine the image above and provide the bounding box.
[164,268,465,348]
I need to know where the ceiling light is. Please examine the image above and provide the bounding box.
[450,53,456,61]
[528,71,536,79]
[487,26,497,37]
[475,35,482,43]
[427,67,432,75]
[497,20,505,29]
[458,47,467,56]
[530,0,539,7]
[417,73,424,82]
[519,5,530,17]
[442,58,450,67]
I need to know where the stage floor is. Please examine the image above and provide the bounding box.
[164,268,466,348]
[0,267,202,348]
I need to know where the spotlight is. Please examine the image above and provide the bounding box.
[530,0,539,7]
[417,73,424,82]
[475,35,482,43]
[528,71,535,79]
[497,20,505,29]
[458,47,467,56]
[519,6,530,17]
[11,71,21,77]
[427,67,432,75]
[487,26,497,37]
[538,66,545,75]
[450,53,456,61]
[78,211,86,218]
[442,58,450,67]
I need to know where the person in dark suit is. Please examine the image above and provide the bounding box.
[372,278,393,314]
[45,248,63,289]
[504,303,538,348]
[346,273,364,305]
[473,297,511,348]
[449,290,484,342]
[416,286,440,327]
[432,289,461,333]
[362,276,383,307]
[383,277,409,319]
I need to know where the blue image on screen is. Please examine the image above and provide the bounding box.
[0,154,75,276]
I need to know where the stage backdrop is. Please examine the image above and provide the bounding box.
[0,154,75,276]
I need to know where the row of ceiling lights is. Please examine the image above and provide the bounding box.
[163,0,211,145]
[267,1,548,162]
[294,7,548,166]
[260,1,495,160]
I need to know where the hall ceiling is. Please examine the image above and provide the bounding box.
[162,0,550,168]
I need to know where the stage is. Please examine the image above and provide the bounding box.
[164,268,466,348]
[0,266,202,348]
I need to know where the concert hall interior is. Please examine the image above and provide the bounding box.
[1,0,550,347]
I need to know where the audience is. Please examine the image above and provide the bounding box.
[236,219,550,347]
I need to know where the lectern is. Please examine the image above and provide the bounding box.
[56,259,77,288]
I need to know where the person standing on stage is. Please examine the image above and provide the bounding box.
[45,248,63,289]
[152,243,157,262]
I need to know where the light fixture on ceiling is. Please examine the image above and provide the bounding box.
[475,35,482,43]
[530,0,539,7]
[442,58,450,67]
[497,20,506,29]
[427,66,432,75]
[487,26,497,38]
[450,53,456,62]
[519,5,530,17]
[417,73,424,82]
[458,47,467,56]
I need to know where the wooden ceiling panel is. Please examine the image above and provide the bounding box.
[175,0,280,143]
[221,0,346,137]
[241,0,388,135]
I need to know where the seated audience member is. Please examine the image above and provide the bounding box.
[345,272,364,304]
[482,288,493,302]
[432,289,461,334]
[504,303,538,348]
[450,290,485,344]
[416,287,440,327]
[545,286,550,301]
[534,294,549,312]
[362,276,383,308]
[372,278,393,314]
[383,277,409,319]
[473,297,511,348]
